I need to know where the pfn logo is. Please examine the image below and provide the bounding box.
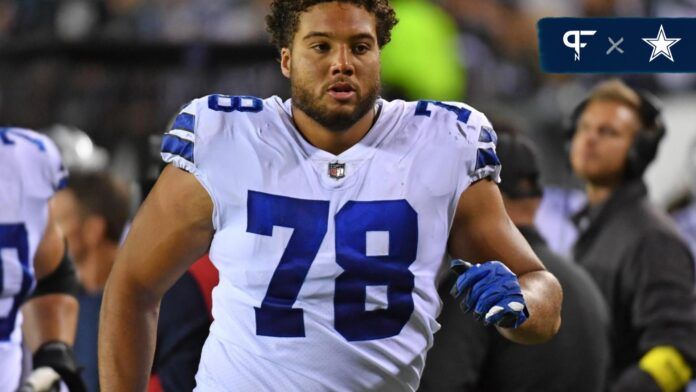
[563,30,597,61]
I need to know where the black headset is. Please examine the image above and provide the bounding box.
[568,90,666,179]
[496,132,544,199]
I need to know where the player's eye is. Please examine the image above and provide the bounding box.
[312,43,330,53]
[353,44,370,54]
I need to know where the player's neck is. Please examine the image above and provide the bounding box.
[291,105,376,156]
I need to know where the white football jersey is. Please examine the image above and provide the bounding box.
[162,95,500,391]
[0,127,67,391]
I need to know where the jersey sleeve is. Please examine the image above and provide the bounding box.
[161,100,199,174]
[8,128,69,198]
[160,97,222,229]
[41,134,69,193]
[468,111,501,184]
[454,108,502,198]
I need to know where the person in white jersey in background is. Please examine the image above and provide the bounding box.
[99,1,563,390]
[0,127,85,392]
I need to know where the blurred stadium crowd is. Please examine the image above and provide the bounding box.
[2,0,696,197]
[2,0,696,391]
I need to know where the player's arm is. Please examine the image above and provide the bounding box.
[448,179,562,344]
[22,204,78,349]
[99,164,214,392]
[21,200,85,391]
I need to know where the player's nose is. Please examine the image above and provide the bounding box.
[330,44,355,76]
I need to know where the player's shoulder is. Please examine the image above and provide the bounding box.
[0,127,68,193]
[180,94,284,132]
[1,127,53,153]
[381,99,495,146]
[2,127,61,164]
[380,99,501,184]
[169,94,287,149]
[162,95,284,172]
[386,98,490,126]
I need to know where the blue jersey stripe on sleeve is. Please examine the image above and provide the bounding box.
[172,113,195,133]
[478,126,498,144]
[161,134,194,162]
[476,148,501,170]
[1,128,46,151]
[56,177,69,191]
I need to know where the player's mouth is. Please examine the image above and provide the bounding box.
[327,82,356,102]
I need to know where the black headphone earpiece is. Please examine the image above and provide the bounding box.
[566,90,666,179]
[626,91,665,178]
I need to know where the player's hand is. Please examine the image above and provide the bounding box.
[24,341,87,392]
[449,259,529,328]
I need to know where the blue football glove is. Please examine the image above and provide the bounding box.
[449,259,529,328]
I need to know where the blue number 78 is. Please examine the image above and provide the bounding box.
[247,191,418,342]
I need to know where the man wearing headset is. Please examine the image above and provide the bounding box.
[569,79,696,392]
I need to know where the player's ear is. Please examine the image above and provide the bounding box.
[281,47,291,79]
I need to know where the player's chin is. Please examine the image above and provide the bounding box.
[328,101,357,113]
[323,101,359,117]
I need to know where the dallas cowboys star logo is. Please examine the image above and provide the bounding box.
[642,25,681,62]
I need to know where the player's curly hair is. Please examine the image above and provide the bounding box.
[266,0,398,51]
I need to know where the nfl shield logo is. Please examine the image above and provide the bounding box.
[328,162,346,180]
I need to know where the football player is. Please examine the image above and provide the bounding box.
[0,127,85,392]
[99,1,563,390]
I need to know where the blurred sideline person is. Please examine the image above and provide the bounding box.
[52,172,131,392]
[534,185,585,257]
[669,140,696,261]
[53,169,220,392]
[53,172,131,294]
[420,132,610,392]
[99,1,562,391]
[569,79,696,392]
[0,127,85,391]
